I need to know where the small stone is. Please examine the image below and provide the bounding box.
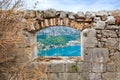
[106,38,118,48]
[102,30,117,38]
[24,10,36,18]
[96,10,108,17]
[56,11,67,18]
[94,21,106,29]
[94,17,101,22]
[36,11,43,20]
[44,9,56,18]
[106,25,119,30]
[101,15,107,21]
[107,62,117,72]
[68,12,75,20]
[75,11,85,18]
[107,16,115,25]
[85,11,95,18]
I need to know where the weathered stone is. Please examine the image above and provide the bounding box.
[36,11,43,20]
[49,62,65,72]
[24,10,36,18]
[118,38,120,50]
[92,48,109,63]
[85,18,93,22]
[102,72,117,80]
[82,37,98,47]
[79,72,89,80]
[94,21,106,29]
[89,73,102,80]
[49,73,59,80]
[106,25,120,30]
[68,12,75,20]
[107,16,115,25]
[106,38,119,48]
[101,15,107,21]
[77,62,91,72]
[82,28,96,37]
[76,18,84,22]
[75,11,85,18]
[118,29,120,38]
[92,63,106,72]
[56,11,67,18]
[94,17,101,22]
[44,9,56,18]
[102,30,117,38]
[65,73,79,80]
[82,29,98,47]
[85,11,95,18]
[107,62,117,72]
[96,10,108,17]
[65,62,77,72]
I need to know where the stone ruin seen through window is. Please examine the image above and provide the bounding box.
[37,26,81,57]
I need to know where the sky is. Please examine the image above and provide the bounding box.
[24,0,120,12]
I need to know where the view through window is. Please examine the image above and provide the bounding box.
[37,26,81,57]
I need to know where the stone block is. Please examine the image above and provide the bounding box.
[49,73,59,80]
[92,63,106,72]
[94,21,106,29]
[107,62,117,72]
[102,30,117,38]
[92,48,109,63]
[106,38,119,48]
[77,62,91,72]
[79,72,89,80]
[65,62,77,72]
[82,48,93,62]
[49,62,65,72]
[102,72,117,80]
[82,37,98,47]
[89,73,102,80]
[107,16,115,25]
[64,73,79,80]
[106,25,119,30]
[82,28,96,37]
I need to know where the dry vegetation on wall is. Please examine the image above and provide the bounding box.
[0,0,48,80]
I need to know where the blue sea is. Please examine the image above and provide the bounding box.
[38,45,81,57]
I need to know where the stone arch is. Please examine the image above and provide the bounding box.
[24,9,93,33]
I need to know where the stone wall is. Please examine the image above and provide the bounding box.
[0,9,120,80]
[22,9,120,80]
